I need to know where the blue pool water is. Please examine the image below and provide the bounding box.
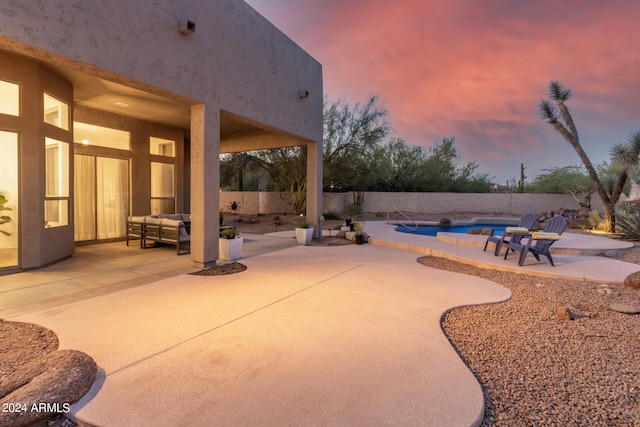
[396,224,510,237]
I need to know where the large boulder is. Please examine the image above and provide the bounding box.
[0,350,97,427]
[623,270,640,290]
[0,321,97,427]
[566,217,591,229]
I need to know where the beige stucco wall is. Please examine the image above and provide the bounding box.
[359,192,605,216]
[220,191,606,217]
[0,0,322,141]
[0,51,75,269]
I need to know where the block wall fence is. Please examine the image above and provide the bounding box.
[219,191,605,217]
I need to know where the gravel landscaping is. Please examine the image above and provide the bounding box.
[422,248,640,426]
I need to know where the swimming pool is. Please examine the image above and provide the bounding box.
[396,224,510,237]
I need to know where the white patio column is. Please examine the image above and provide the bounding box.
[190,104,220,268]
[306,140,323,238]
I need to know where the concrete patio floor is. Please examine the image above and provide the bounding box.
[3,222,639,426]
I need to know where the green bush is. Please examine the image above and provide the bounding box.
[220,227,239,239]
[297,218,311,228]
[346,204,362,219]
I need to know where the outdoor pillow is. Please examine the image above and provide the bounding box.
[505,227,529,233]
[531,232,561,240]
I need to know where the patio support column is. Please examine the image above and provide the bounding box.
[306,140,323,238]
[190,104,220,268]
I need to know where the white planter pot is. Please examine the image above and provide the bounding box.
[295,227,313,245]
[219,237,243,261]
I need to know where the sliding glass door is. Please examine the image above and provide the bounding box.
[74,155,129,241]
[0,130,18,268]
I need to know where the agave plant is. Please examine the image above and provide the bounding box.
[0,194,12,236]
[615,200,640,238]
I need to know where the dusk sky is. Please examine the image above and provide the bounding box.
[246,0,640,185]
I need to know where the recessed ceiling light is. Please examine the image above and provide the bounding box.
[115,101,130,107]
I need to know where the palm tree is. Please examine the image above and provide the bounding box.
[539,81,640,232]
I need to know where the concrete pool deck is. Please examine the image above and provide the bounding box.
[364,221,637,284]
[3,221,639,426]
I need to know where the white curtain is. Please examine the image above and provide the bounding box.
[74,155,128,241]
[96,157,129,239]
[74,155,96,241]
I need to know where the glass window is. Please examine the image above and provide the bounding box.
[0,80,19,116]
[150,137,175,157]
[73,122,131,150]
[44,200,69,228]
[45,137,70,227]
[150,162,175,215]
[43,93,69,130]
[45,138,70,197]
[0,130,18,268]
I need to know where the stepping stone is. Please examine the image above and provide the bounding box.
[610,303,640,314]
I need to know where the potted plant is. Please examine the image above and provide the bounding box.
[354,221,365,245]
[345,204,362,230]
[295,217,314,245]
[219,227,243,261]
[0,194,12,236]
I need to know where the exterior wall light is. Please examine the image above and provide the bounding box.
[179,20,196,35]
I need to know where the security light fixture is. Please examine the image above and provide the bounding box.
[179,20,196,35]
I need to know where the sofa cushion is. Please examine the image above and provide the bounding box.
[159,214,183,220]
[161,219,183,227]
[128,216,147,223]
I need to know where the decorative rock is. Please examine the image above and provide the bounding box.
[556,306,577,320]
[566,217,590,230]
[439,217,452,227]
[623,271,640,290]
[0,350,97,427]
[577,208,592,218]
[345,232,369,243]
[610,303,640,314]
[479,228,494,236]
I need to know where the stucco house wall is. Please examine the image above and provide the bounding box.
[0,0,323,270]
[0,1,322,138]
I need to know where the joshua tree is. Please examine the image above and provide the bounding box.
[539,81,640,232]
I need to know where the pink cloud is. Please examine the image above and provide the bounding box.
[247,0,640,182]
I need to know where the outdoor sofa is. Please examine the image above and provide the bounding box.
[127,214,190,255]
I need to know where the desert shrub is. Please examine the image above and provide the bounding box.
[615,200,640,238]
